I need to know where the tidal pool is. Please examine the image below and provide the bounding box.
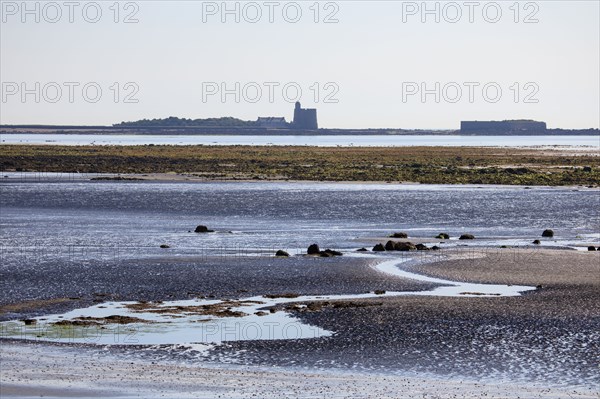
[0,256,535,346]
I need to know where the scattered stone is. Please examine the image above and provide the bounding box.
[307,244,320,255]
[374,290,386,295]
[21,319,36,325]
[532,239,541,245]
[582,166,592,172]
[322,249,343,256]
[415,243,429,251]
[542,229,554,238]
[159,244,170,249]
[459,234,475,240]
[372,243,385,252]
[254,311,268,316]
[389,232,408,238]
[356,247,368,252]
[275,250,289,257]
[431,245,440,250]
[435,233,450,239]
[588,246,596,251]
[194,225,214,233]
[536,284,543,289]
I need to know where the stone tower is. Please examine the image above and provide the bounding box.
[292,102,318,130]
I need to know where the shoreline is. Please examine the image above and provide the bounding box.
[4,170,600,188]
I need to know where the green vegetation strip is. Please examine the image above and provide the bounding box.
[1,145,598,186]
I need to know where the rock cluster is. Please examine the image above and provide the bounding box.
[372,241,434,252]
[306,244,343,257]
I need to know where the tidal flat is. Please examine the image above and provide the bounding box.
[2,144,599,185]
[0,179,599,398]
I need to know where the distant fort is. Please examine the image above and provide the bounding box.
[461,120,547,134]
[2,114,598,136]
[257,102,318,130]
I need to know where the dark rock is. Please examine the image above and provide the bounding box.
[275,250,290,257]
[395,242,417,251]
[194,225,214,233]
[21,319,36,325]
[415,243,429,250]
[435,233,450,239]
[374,290,386,295]
[588,246,596,251]
[389,232,408,238]
[431,245,440,250]
[372,243,385,252]
[583,166,592,172]
[307,244,320,255]
[356,247,368,252]
[323,249,343,256]
[159,244,170,249]
[532,239,541,245]
[542,229,554,238]
[385,240,397,251]
[459,234,475,240]
[319,251,333,257]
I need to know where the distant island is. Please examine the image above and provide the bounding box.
[115,116,258,128]
[1,103,598,136]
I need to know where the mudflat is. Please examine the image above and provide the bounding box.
[1,248,598,397]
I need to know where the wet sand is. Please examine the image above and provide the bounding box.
[1,340,597,398]
[1,248,599,397]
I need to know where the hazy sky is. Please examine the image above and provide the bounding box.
[1,1,599,129]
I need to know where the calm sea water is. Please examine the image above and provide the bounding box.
[2,134,599,147]
[1,181,598,262]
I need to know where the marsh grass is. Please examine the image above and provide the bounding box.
[1,145,598,186]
